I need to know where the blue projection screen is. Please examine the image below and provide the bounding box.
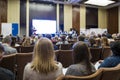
[32,19,56,34]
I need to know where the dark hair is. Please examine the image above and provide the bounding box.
[89,37,96,47]
[72,41,92,74]
[77,35,85,41]
[110,41,120,56]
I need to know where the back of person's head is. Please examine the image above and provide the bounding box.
[60,34,66,41]
[72,41,91,64]
[2,36,12,44]
[101,37,109,46]
[45,34,52,40]
[88,37,96,47]
[72,41,93,74]
[77,35,85,41]
[110,41,120,56]
[31,38,58,74]
[22,37,31,47]
[11,37,16,47]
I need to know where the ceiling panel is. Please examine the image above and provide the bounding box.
[29,0,120,8]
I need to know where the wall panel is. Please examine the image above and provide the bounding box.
[72,5,80,34]
[98,8,107,29]
[107,7,118,34]
[80,6,86,30]
[59,4,64,31]
[0,0,7,34]
[86,7,98,29]
[64,5,72,32]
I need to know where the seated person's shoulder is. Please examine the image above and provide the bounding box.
[0,67,14,80]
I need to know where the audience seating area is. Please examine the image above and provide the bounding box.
[0,53,33,80]
[14,46,34,53]
[56,64,120,80]
[0,47,113,80]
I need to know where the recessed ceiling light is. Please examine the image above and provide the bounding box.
[85,0,115,6]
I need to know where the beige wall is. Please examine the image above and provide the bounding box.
[80,6,86,30]
[64,5,72,32]
[7,1,113,35]
[7,0,20,34]
[98,8,107,29]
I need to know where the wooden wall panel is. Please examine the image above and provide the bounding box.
[0,0,7,34]
[107,7,118,34]
[59,4,64,31]
[86,7,98,29]
[72,5,80,34]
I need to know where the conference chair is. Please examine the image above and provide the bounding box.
[56,69,102,80]
[101,46,112,59]
[100,64,120,80]
[60,44,72,50]
[20,46,34,53]
[57,50,73,68]
[15,53,33,80]
[0,54,16,73]
[90,48,102,63]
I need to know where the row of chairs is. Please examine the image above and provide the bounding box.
[90,46,112,63]
[56,64,120,80]
[0,50,73,80]
[0,53,33,80]
[14,46,34,53]
[0,48,112,80]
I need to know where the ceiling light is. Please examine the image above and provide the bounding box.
[85,0,115,6]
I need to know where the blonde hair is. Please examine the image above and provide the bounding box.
[31,38,58,74]
[101,37,109,47]
[22,37,31,47]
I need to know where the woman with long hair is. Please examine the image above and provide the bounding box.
[23,38,63,80]
[101,37,109,47]
[65,41,96,76]
[22,37,31,47]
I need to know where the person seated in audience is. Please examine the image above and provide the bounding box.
[101,37,109,47]
[10,36,20,47]
[77,35,85,41]
[22,37,31,47]
[65,41,96,76]
[98,41,120,68]
[2,36,17,55]
[0,44,15,80]
[0,34,3,43]
[94,38,102,48]
[23,38,63,80]
[88,37,96,47]
[56,34,69,45]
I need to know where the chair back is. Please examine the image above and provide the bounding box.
[0,54,16,73]
[60,44,72,50]
[55,50,60,61]
[90,48,102,63]
[56,69,102,80]
[100,64,120,80]
[57,50,73,68]
[20,46,34,53]
[15,53,33,80]
[14,46,21,53]
[101,46,112,59]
